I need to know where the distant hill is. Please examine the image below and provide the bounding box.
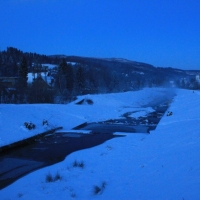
[0,47,195,80]
[48,55,191,83]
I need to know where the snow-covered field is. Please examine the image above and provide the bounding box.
[0,88,200,199]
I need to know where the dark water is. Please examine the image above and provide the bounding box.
[0,132,123,190]
[76,104,169,134]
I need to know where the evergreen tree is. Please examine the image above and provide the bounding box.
[56,59,74,98]
[75,65,85,94]
[18,56,28,88]
[108,71,119,92]
[65,63,74,92]
[27,77,54,103]
[17,56,28,102]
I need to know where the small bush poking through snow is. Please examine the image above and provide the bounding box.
[70,192,76,198]
[46,173,54,183]
[102,181,107,188]
[45,172,62,183]
[93,181,107,195]
[94,185,101,194]
[73,160,84,168]
[54,172,62,181]
[17,193,23,198]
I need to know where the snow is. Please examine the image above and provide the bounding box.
[0,88,200,199]
[0,88,161,147]
[42,64,57,69]
[129,108,154,119]
[67,62,77,66]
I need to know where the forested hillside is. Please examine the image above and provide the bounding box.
[0,47,197,104]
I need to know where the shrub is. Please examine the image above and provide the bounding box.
[78,161,84,168]
[17,193,23,198]
[73,160,78,167]
[73,160,84,168]
[102,181,107,189]
[94,185,101,194]
[54,172,62,181]
[45,172,62,183]
[46,173,54,183]
[70,192,76,198]
[93,181,107,195]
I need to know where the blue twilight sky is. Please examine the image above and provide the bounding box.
[0,0,200,70]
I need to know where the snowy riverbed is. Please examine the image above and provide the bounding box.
[0,87,200,200]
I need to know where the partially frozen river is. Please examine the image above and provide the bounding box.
[0,91,175,190]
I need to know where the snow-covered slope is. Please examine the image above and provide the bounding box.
[0,88,166,147]
[0,88,200,200]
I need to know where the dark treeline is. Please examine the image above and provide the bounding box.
[0,47,197,104]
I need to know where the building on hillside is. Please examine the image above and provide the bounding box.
[28,72,54,87]
[31,76,50,90]
[196,74,200,83]
[0,77,18,88]
[0,77,18,103]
